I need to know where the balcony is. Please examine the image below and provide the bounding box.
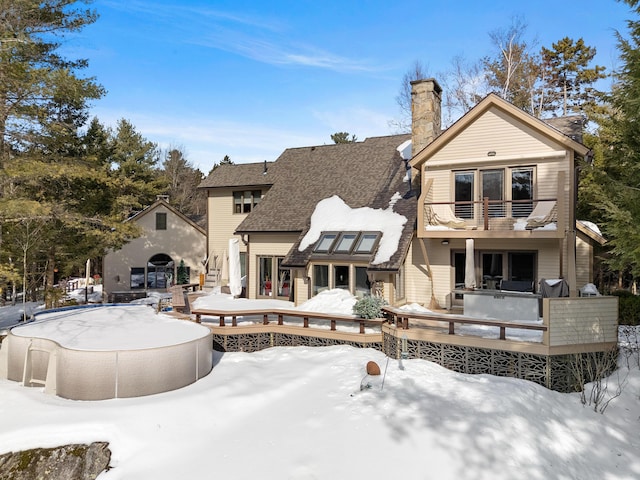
[419,197,567,239]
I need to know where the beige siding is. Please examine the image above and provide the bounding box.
[545,297,618,346]
[206,189,248,265]
[428,107,564,166]
[576,234,593,287]
[418,237,569,308]
[103,204,206,295]
[405,239,436,306]
[245,233,297,299]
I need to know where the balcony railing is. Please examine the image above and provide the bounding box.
[424,197,561,232]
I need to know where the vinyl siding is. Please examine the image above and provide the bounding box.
[246,233,298,299]
[206,189,248,264]
[428,107,564,165]
[546,297,618,346]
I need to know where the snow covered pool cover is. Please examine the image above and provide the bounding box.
[12,305,209,350]
[1,305,213,400]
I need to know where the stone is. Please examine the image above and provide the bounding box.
[0,442,111,480]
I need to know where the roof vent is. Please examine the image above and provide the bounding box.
[263,160,268,175]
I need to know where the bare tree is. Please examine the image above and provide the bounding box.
[390,60,431,132]
[442,55,489,125]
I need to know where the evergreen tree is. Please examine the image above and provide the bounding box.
[208,155,234,176]
[581,0,640,284]
[540,37,607,116]
[330,132,358,144]
[177,260,189,285]
[160,147,205,216]
[110,119,166,219]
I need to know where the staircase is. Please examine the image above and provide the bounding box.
[202,270,220,291]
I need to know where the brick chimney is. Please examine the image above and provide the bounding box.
[411,78,442,157]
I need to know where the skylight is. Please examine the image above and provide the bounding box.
[313,233,338,253]
[353,233,378,254]
[312,232,380,256]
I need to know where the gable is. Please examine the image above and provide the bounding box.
[427,106,568,168]
[411,94,589,169]
[129,200,206,236]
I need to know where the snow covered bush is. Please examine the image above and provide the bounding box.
[353,296,387,319]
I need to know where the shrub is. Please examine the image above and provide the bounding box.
[353,296,387,319]
[612,290,640,326]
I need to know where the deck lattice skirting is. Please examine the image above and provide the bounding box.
[208,326,616,393]
[212,331,382,353]
[381,331,616,392]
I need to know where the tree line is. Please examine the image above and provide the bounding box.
[0,1,229,305]
[1,0,640,303]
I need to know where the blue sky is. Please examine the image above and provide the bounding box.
[68,0,633,172]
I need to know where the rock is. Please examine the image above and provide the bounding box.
[0,442,111,480]
[366,361,381,376]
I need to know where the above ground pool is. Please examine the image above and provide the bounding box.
[0,304,213,400]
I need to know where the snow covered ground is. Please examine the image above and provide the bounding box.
[0,291,639,479]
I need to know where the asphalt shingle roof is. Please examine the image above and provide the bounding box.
[234,134,411,233]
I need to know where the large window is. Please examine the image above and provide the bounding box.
[482,169,504,217]
[511,168,534,217]
[258,256,290,298]
[454,171,474,218]
[313,265,329,295]
[355,266,370,298]
[147,254,174,289]
[233,190,261,214]
[454,167,536,220]
[334,265,350,290]
[131,267,145,289]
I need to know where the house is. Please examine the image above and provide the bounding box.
[103,197,206,301]
[199,135,417,305]
[199,79,605,313]
[408,81,605,312]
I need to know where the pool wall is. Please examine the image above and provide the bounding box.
[0,305,213,400]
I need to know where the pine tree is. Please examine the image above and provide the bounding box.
[540,37,607,116]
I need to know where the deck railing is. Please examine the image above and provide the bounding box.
[424,197,560,232]
[191,308,384,334]
[381,305,547,341]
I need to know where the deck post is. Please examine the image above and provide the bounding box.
[219,316,225,327]
[278,314,283,325]
[303,317,309,328]
[359,320,365,334]
[330,319,336,331]
[263,314,269,325]
[232,316,237,327]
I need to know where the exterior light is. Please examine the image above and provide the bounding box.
[488,151,496,156]
[441,239,449,245]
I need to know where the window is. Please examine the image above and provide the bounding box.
[258,256,274,296]
[258,256,290,298]
[355,266,370,298]
[155,212,167,230]
[509,252,536,283]
[313,232,380,255]
[233,190,261,214]
[131,267,145,289]
[353,233,379,254]
[334,233,357,253]
[482,169,504,217]
[147,254,174,289]
[314,233,338,253]
[454,171,474,218]
[334,265,350,290]
[313,265,329,295]
[511,168,534,217]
